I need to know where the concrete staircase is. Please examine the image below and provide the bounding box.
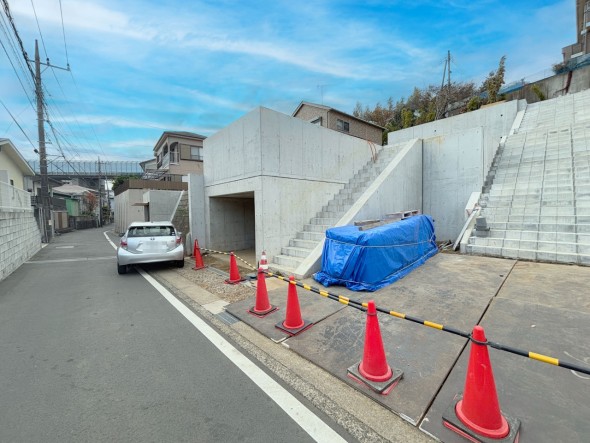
[270,143,404,274]
[466,90,590,265]
[171,191,190,252]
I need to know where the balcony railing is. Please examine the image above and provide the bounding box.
[0,181,32,212]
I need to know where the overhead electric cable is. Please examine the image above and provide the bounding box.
[58,0,69,65]
[0,98,36,148]
[30,0,48,59]
[1,0,35,81]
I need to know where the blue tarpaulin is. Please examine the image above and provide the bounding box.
[313,214,438,291]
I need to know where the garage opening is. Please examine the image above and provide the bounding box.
[209,192,255,264]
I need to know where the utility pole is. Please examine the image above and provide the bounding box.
[35,40,51,242]
[98,157,102,227]
[30,39,69,242]
[436,50,452,120]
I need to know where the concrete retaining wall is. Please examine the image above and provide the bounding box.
[423,128,485,241]
[114,189,146,234]
[388,100,522,242]
[0,210,41,282]
[295,139,423,277]
[143,190,182,222]
[204,107,378,260]
[187,173,206,249]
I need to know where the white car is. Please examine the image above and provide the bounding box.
[117,221,184,274]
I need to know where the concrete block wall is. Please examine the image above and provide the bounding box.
[0,210,41,282]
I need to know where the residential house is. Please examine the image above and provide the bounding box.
[52,183,100,230]
[152,131,207,180]
[113,131,202,235]
[292,102,385,145]
[0,139,41,282]
[0,138,35,190]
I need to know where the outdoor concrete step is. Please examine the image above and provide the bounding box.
[483,229,590,244]
[272,254,303,269]
[480,214,590,224]
[323,203,350,213]
[289,238,319,249]
[469,236,588,253]
[333,191,362,202]
[309,216,338,225]
[296,231,325,241]
[489,185,575,195]
[303,223,331,233]
[485,221,590,233]
[281,245,313,259]
[491,178,573,188]
[466,244,590,265]
[266,261,296,277]
[481,207,577,217]
[317,210,344,219]
[328,197,355,206]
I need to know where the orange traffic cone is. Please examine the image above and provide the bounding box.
[347,300,403,395]
[248,267,278,317]
[192,239,206,270]
[225,252,245,284]
[275,276,312,335]
[442,325,520,442]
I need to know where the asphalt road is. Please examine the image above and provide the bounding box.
[0,227,351,442]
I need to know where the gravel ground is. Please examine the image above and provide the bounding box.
[175,254,257,304]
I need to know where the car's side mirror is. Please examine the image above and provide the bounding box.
[119,233,124,237]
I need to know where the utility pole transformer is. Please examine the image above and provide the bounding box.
[35,40,51,242]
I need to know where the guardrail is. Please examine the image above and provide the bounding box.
[0,181,32,211]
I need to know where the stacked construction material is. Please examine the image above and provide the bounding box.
[314,214,437,291]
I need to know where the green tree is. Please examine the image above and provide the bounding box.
[482,56,506,104]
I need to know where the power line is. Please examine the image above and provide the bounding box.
[1,0,35,81]
[29,0,47,59]
[0,98,36,148]
[58,0,69,66]
[0,30,35,108]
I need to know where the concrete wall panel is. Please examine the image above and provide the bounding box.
[114,189,146,234]
[208,197,255,252]
[422,128,484,241]
[188,173,206,248]
[144,190,181,222]
[389,100,518,175]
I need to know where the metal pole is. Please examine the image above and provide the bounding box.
[35,40,51,242]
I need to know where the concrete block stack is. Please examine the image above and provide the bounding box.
[467,89,590,265]
[271,143,405,273]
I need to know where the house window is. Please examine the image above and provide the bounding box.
[310,117,322,126]
[190,146,203,161]
[336,119,350,132]
[10,179,14,186]
[170,143,179,164]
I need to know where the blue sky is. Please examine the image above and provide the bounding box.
[0,0,575,161]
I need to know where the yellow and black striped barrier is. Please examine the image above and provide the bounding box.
[197,247,258,271]
[264,270,590,377]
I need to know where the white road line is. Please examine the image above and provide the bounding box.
[26,257,115,264]
[103,230,346,442]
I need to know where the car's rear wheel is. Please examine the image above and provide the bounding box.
[176,259,185,268]
[117,263,127,274]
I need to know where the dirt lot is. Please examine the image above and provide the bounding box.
[175,253,257,304]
